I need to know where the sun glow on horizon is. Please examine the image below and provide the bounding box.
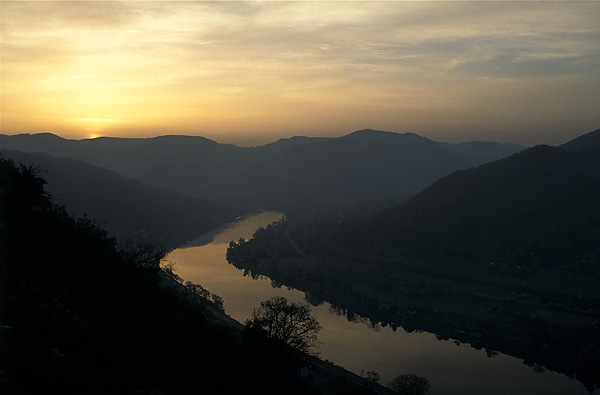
[1,1,599,146]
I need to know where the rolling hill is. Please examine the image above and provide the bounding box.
[0,130,524,210]
[0,150,233,249]
[0,157,319,394]
[224,128,600,392]
[339,128,600,271]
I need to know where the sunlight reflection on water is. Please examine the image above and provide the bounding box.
[165,211,591,395]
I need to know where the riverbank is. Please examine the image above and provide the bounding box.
[168,211,594,394]
[225,217,600,394]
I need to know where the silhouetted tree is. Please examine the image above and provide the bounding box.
[119,240,165,269]
[361,370,380,383]
[388,374,431,395]
[0,158,317,394]
[246,296,321,353]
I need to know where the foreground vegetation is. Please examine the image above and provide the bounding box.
[0,149,237,250]
[0,158,391,394]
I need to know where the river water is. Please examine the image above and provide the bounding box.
[164,211,590,395]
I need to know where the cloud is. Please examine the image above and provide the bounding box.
[1,1,599,144]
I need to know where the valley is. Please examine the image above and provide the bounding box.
[3,127,600,394]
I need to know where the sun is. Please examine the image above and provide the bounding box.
[72,117,119,139]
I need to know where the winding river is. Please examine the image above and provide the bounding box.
[164,211,591,395]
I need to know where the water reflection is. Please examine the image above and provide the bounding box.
[165,211,591,395]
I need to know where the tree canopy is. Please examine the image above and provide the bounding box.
[388,374,432,395]
[0,158,314,394]
[246,296,321,353]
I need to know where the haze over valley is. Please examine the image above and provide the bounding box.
[0,129,524,211]
[2,127,600,394]
[2,1,600,394]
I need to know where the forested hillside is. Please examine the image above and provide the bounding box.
[0,157,397,394]
[0,150,234,249]
[0,158,308,394]
[225,129,600,392]
[341,141,600,272]
[0,130,524,210]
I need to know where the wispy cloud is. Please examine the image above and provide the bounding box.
[1,1,599,145]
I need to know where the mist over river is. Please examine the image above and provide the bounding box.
[165,211,590,395]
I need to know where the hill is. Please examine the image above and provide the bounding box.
[0,130,524,209]
[224,129,600,392]
[238,130,473,207]
[0,150,233,249]
[560,127,600,152]
[0,157,308,394]
[0,157,390,395]
[342,132,600,271]
[0,133,320,208]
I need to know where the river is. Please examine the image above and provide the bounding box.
[164,211,590,395]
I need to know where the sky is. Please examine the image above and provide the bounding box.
[1,1,599,147]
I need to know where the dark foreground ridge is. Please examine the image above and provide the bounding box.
[0,158,392,394]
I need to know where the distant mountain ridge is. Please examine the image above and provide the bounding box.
[338,128,600,271]
[0,129,525,210]
[560,127,600,152]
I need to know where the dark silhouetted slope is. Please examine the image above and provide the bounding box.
[0,157,318,394]
[343,141,600,270]
[249,135,328,157]
[0,133,245,202]
[560,128,600,152]
[441,140,527,164]
[0,133,320,207]
[0,130,524,209]
[1,158,391,395]
[224,129,600,393]
[0,150,233,248]
[238,129,524,208]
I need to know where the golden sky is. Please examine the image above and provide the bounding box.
[1,1,599,146]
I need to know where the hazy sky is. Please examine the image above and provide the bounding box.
[2,1,599,146]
